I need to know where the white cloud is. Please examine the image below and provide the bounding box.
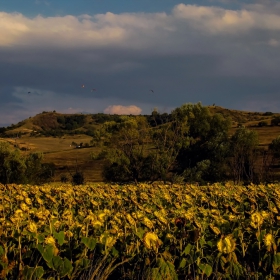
[0,4,280,51]
[104,105,142,115]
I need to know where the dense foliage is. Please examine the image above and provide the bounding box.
[0,142,54,184]
[100,103,280,184]
[2,182,280,279]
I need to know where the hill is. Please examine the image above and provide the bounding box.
[1,106,280,182]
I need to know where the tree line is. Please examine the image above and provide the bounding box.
[94,103,280,184]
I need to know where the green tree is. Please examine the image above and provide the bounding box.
[150,107,189,181]
[0,142,54,184]
[175,103,231,183]
[103,116,152,182]
[0,142,26,183]
[267,136,280,181]
[229,128,259,183]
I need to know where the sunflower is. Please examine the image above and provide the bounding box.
[260,211,270,220]
[25,197,32,206]
[264,233,275,252]
[20,203,29,212]
[142,217,154,229]
[100,233,117,249]
[264,233,274,247]
[209,224,221,236]
[250,212,264,229]
[126,214,136,228]
[217,235,236,254]
[45,236,56,246]
[143,232,162,250]
[14,209,24,218]
[92,220,103,227]
[36,197,44,205]
[174,217,186,229]
[27,222,37,233]
[15,195,24,201]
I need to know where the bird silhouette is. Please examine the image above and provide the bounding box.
[150,89,154,93]
[91,89,97,92]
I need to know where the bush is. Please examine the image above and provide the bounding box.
[72,171,84,185]
[258,121,268,127]
[263,112,273,116]
[60,174,69,183]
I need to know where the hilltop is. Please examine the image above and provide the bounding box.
[2,105,280,135]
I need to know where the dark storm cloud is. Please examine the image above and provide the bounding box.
[0,2,280,126]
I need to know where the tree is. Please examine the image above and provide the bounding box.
[150,107,189,181]
[229,128,259,183]
[266,136,280,181]
[175,103,231,183]
[0,142,26,184]
[0,142,54,184]
[103,116,152,182]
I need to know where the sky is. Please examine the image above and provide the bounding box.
[0,0,280,127]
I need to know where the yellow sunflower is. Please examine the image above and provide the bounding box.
[45,236,56,246]
[27,222,37,233]
[143,232,162,251]
[217,235,236,254]
[250,212,264,229]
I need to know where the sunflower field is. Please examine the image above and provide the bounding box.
[1,182,280,279]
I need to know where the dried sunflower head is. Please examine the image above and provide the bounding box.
[174,217,186,229]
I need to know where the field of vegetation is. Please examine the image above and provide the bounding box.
[1,182,280,279]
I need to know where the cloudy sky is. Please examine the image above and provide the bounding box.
[0,0,280,127]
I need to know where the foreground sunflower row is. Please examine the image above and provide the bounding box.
[1,182,280,279]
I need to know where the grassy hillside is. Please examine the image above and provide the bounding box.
[1,106,280,182]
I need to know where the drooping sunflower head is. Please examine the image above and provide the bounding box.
[100,233,117,249]
[264,233,275,251]
[20,203,29,212]
[126,214,137,228]
[174,217,186,229]
[45,236,56,246]
[142,217,154,229]
[27,222,37,233]
[209,224,221,236]
[143,232,162,251]
[217,235,236,254]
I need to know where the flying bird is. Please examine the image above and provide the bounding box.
[91,88,97,92]
[81,84,85,88]
[150,89,154,93]
[28,92,31,94]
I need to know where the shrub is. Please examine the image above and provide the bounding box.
[72,171,84,185]
[258,121,268,127]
